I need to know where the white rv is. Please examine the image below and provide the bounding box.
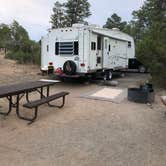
[41,24,135,79]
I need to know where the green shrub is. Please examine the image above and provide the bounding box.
[2,21,41,65]
[7,50,30,64]
[6,47,41,65]
[136,23,166,87]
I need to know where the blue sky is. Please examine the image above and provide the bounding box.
[0,0,145,41]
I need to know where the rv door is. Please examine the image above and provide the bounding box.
[103,37,113,69]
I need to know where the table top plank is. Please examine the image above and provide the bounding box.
[0,81,56,98]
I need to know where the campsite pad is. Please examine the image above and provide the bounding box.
[81,87,127,103]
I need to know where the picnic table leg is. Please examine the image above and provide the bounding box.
[16,94,38,124]
[47,86,50,97]
[26,92,30,102]
[48,96,66,108]
[41,87,44,99]
[0,96,12,116]
[46,85,66,108]
[47,85,53,107]
[58,96,65,108]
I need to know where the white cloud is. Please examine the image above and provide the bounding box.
[0,0,145,41]
[1,0,50,25]
[0,0,68,40]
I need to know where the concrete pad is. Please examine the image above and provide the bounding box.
[81,87,127,103]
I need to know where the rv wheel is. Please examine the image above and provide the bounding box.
[63,60,76,75]
[104,71,113,80]
[120,72,125,77]
[139,65,146,73]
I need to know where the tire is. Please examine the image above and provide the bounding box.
[104,70,113,80]
[139,65,146,73]
[120,72,125,77]
[63,60,76,75]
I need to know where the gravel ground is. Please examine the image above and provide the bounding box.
[0,52,166,166]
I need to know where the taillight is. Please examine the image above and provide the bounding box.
[55,67,63,75]
[49,62,53,65]
[80,63,85,67]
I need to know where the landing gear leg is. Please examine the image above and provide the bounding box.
[104,70,113,81]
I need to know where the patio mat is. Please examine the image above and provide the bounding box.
[80,87,127,103]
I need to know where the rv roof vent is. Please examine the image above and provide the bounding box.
[72,24,84,28]
[47,28,51,33]
[112,28,120,31]
[89,24,100,28]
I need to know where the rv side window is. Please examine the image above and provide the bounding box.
[47,45,49,52]
[74,42,79,55]
[109,44,111,52]
[55,42,59,55]
[97,36,102,50]
[105,39,108,49]
[91,42,96,50]
[55,41,78,55]
[128,41,131,48]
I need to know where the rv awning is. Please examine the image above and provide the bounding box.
[92,29,132,42]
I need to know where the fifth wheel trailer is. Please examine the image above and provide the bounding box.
[41,24,135,80]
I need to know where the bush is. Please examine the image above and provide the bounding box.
[6,45,41,65]
[1,21,41,65]
[6,50,31,64]
[30,41,41,65]
[136,24,166,87]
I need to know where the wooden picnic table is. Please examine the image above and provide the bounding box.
[0,81,56,122]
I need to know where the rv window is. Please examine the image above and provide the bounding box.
[105,40,108,49]
[55,41,78,55]
[128,41,131,48]
[109,44,111,52]
[97,57,101,64]
[55,42,59,55]
[74,42,79,55]
[97,36,102,50]
[47,45,49,52]
[91,42,96,50]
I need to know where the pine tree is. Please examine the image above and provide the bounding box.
[50,1,67,29]
[0,24,11,53]
[0,20,41,64]
[65,0,91,26]
[10,20,29,51]
[103,13,127,31]
[134,0,166,85]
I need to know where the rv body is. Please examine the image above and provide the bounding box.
[41,24,135,79]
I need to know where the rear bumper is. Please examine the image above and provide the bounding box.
[56,73,86,78]
[41,66,54,73]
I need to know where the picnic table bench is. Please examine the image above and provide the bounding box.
[0,81,69,124]
[23,92,69,124]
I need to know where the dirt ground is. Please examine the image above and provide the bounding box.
[0,52,42,85]
[0,52,166,166]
